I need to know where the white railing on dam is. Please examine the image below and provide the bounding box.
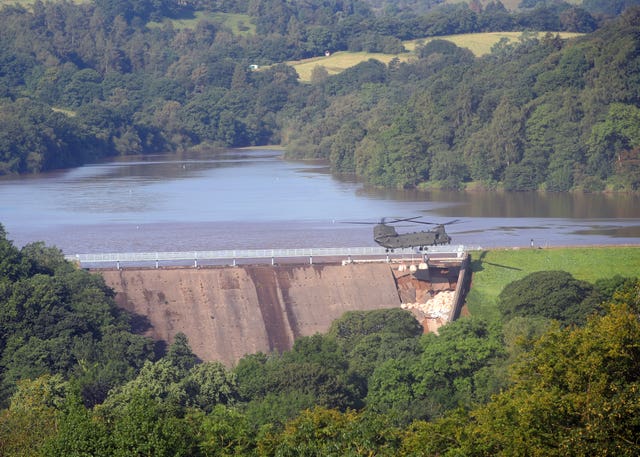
[65,245,480,268]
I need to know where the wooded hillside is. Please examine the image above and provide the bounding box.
[282,9,640,191]
[0,0,638,192]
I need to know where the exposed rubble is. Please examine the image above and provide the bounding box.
[401,290,456,334]
[392,259,463,334]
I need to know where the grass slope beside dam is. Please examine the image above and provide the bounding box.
[100,263,402,366]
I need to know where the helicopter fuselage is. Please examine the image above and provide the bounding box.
[373,223,451,250]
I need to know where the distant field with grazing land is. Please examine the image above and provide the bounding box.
[446,0,521,9]
[148,11,255,35]
[52,107,76,117]
[0,1,256,34]
[290,31,583,82]
[289,51,414,81]
[404,31,584,56]
[466,246,640,321]
[0,0,31,5]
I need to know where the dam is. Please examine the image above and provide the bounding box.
[98,253,471,366]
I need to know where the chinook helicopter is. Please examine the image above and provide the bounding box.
[347,217,459,251]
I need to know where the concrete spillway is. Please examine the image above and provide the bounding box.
[100,263,403,366]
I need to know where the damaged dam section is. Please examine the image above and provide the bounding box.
[100,257,470,366]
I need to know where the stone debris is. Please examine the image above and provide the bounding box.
[402,290,456,334]
[402,290,455,318]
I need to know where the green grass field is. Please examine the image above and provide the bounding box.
[466,246,640,321]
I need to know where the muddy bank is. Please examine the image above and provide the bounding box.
[100,263,402,366]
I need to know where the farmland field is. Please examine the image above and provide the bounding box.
[148,11,255,35]
[404,31,584,56]
[466,246,640,321]
[288,51,414,81]
[290,31,584,82]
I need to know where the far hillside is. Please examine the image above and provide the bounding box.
[0,0,636,192]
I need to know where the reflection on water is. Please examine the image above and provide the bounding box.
[1,148,639,253]
[356,187,640,219]
[573,225,640,237]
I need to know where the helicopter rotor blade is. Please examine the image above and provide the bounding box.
[341,216,424,225]
[384,216,423,224]
[411,221,435,225]
[404,220,438,225]
[405,218,462,226]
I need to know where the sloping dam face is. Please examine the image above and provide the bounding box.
[100,264,401,366]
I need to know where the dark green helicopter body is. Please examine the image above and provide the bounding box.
[346,217,458,251]
[373,222,451,250]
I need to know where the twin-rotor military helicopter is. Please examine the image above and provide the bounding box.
[345,216,460,251]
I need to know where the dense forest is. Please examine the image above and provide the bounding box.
[283,7,640,191]
[1,225,640,455]
[1,0,639,190]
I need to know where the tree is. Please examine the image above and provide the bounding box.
[0,223,28,282]
[0,375,67,456]
[411,317,505,417]
[364,317,505,424]
[20,242,72,276]
[401,290,640,456]
[365,357,420,424]
[461,302,640,456]
[327,308,423,348]
[347,332,422,382]
[101,359,186,414]
[587,103,640,182]
[328,308,423,398]
[310,64,329,84]
[197,405,255,456]
[0,233,155,406]
[465,97,525,182]
[234,334,363,428]
[497,270,599,325]
[108,390,199,457]
[183,362,239,411]
[167,332,199,372]
[259,407,402,457]
[61,69,103,107]
[41,394,111,457]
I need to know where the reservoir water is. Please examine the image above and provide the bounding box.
[1,149,639,254]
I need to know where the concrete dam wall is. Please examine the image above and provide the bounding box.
[100,263,403,366]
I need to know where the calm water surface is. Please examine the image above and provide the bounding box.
[1,149,639,254]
